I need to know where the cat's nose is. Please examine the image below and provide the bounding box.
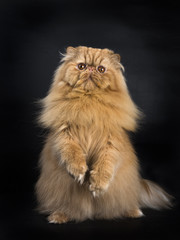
[88,66,95,72]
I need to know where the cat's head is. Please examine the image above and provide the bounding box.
[56,46,125,92]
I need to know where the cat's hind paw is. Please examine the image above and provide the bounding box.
[125,209,144,218]
[48,211,69,224]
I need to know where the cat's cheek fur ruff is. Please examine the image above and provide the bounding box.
[35,46,172,224]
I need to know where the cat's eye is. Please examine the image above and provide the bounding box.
[77,63,86,70]
[97,65,106,73]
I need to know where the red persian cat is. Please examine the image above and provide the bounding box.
[35,46,172,224]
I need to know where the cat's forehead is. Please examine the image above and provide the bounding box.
[75,47,110,66]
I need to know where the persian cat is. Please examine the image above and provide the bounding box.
[35,46,172,224]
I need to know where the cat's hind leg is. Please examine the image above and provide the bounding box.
[48,211,70,224]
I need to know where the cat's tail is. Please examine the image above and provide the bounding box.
[140,179,173,209]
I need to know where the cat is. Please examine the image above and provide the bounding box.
[35,46,172,224]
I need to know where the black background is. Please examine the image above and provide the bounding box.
[1,0,180,239]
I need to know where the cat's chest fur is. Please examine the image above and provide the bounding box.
[58,93,122,159]
[61,93,119,129]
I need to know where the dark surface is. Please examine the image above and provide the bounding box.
[1,0,180,239]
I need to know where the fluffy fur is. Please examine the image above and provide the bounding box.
[35,46,172,224]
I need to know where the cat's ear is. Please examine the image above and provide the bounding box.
[66,46,76,55]
[113,53,121,62]
[60,46,76,62]
[112,53,124,72]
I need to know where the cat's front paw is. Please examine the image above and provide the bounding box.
[89,170,110,197]
[67,161,88,184]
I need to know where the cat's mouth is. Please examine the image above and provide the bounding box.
[84,71,94,81]
[88,75,95,81]
[74,72,97,91]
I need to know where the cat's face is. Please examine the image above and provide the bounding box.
[61,46,124,92]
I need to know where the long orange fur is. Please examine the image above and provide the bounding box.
[35,46,172,224]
